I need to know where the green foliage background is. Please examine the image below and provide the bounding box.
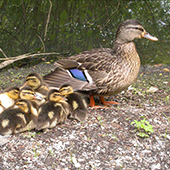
[0,0,170,65]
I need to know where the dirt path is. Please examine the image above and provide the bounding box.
[0,63,169,169]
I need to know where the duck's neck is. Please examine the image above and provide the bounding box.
[113,41,140,64]
[113,41,141,87]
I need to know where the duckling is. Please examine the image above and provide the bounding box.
[36,89,70,131]
[59,84,88,122]
[44,19,158,107]
[15,99,38,133]
[22,72,49,97]
[0,99,37,135]
[19,86,45,107]
[0,86,19,109]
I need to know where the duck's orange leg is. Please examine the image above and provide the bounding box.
[89,95,110,108]
[89,95,96,107]
[99,96,119,106]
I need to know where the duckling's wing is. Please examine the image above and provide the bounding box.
[0,109,30,135]
[36,102,62,130]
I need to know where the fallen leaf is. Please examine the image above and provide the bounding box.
[163,68,170,72]
[146,86,159,93]
[154,64,162,67]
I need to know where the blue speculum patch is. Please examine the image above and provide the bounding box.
[69,69,87,81]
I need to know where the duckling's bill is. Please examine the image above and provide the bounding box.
[34,93,44,100]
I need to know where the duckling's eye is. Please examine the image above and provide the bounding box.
[14,90,19,94]
[54,93,60,97]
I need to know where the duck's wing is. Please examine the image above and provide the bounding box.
[43,67,97,91]
[68,48,114,73]
[43,48,114,92]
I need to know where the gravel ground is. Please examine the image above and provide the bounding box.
[0,62,169,170]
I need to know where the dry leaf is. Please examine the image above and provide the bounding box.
[146,87,159,93]
[154,64,162,67]
[163,68,170,72]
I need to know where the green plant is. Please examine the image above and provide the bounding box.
[23,132,36,138]
[97,116,103,125]
[131,118,154,138]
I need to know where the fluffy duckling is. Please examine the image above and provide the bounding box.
[59,84,88,122]
[0,86,20,109]
[19,86,45,107]
[0,99,37,135]
[36,89,70,131]
[22,72,49,97]
[15,99,38,133]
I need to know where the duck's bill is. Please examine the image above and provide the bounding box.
[141,32,158,41]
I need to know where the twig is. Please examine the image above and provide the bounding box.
[36,34,45,52]
[0,48,8,58]
[103,1,120,27]
[44,0,52,41]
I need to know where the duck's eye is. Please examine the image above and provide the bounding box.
[135,27,144,32]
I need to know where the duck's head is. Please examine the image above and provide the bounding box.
[47,89,63,102]
[15,99,31,114]
[25,73,43,90]
[20,86,42,100]
[115,19,158,44]
[59,84,74,96]
[4,86,20,100]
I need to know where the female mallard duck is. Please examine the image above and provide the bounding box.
[43,19,158,107]
[0,86,20,109]
[59,84,88,122]
[19,86,45,107]
[23,72,49,97]
[0,99,37,135]
[36,89,70,131]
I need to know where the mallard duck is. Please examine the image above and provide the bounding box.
[36,89,69,131]
[22,72,49,97]
[43,19,158,107]
[0,99,37,135]
[0,86,20,109]
[19,86,45,107]
[59,84,88,122]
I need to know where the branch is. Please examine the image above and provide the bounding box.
[0,52,59,69]
[44,0,52,41]
[36,34,46,52]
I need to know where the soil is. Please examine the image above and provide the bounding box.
[0,62,169,170]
